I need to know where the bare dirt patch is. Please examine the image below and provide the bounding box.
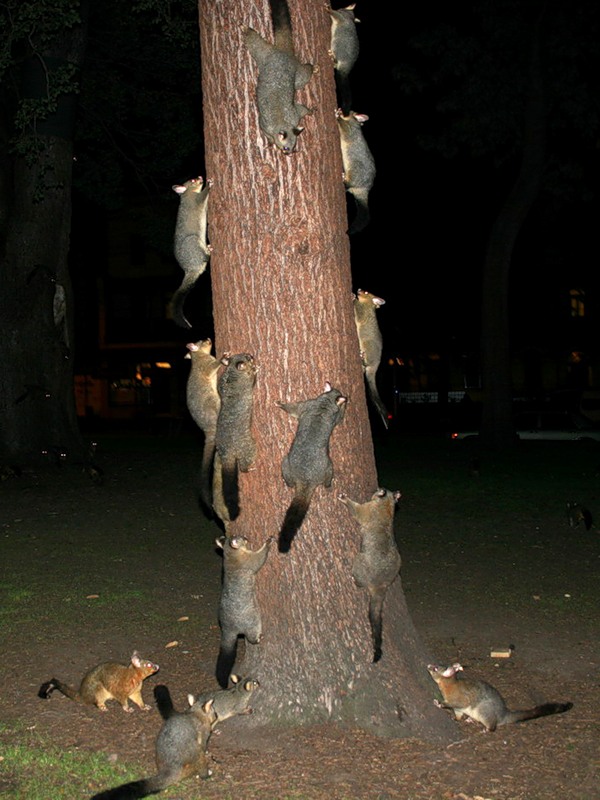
[1,433,598,799]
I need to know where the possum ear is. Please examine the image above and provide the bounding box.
[172,184,186,194]
[202,699,214,713]
[215,536,226,550]
[230,674,240,685]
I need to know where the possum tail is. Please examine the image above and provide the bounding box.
[38,678,81,703]
[169,268,199,330]
[348,188,370,234]
[335,70,353,117]
[220,455,241,521]
[502,702,573,726]
[270,0,293,53]
[199,436,216,512]
[153,684,175,720]
[365,366,389,429]
[278,484,315,553]
[368,587,387,663]
[216,631,239,689]
[90,769,185,800]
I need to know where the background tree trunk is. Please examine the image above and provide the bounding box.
[480,11,545,449]
[197,0,454,741]
[0,4,89,465]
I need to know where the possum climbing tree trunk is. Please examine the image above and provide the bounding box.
[198,0,454,742]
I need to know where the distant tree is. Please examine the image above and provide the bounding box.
[395,0,600,448]
[197,0,455,741]
[0,0,202,465]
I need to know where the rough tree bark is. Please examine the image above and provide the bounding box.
[479,10,545,449]
[0,3,89,466]
[196,0,455,742]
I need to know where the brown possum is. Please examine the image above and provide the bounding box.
[216,535,271,688]
[427,663,573,732]
[339,488,401,661]
[38,651,158,712]
[90,689,216,799]
[243,0,316,154]
[170,176,212,329]
[185,339,222,509]
[278,382,347,553]
[214,353,258,521]
[353,289,388,428]
[191,674,260,727]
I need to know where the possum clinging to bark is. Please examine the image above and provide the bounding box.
[339,488,401,662]
[353,289,388,428]
[170,176,212,329]
[215,535,271,688]
[277,382,347,553]
[185,339,222,510]
[326,3,360,115]
[336,109,375,233]
[243,0,316,154]
[215,353,258,521]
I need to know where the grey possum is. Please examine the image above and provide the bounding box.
[191,674,260,727]
[185,339,222,509]
[353,289,388,428]
[277,382,347,553]
[215,535,271,688]
[326,4,360,115]
[170,176,212,329]
[38,651,159,713]
[215,353,258,521]
[427,663,573,733]
[243,0,316,154]
[336,109,375,233]
[90,688,216,799]
[566,501,592,530]
[338,488,401,662]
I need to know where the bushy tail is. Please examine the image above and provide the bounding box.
[348,188,370,234]
[90,770,180,800]
[199,436,216,512]
[38,678,80,703]
[220,456,240,521]
[153,684,175,720]
[365,367,389,428]
[504,702,573,726]
[368,588,386,663]
[335,71,353,117]
[216,631,239,689]
[278,485,314,553]
[270,0,293,52]
[169,269,200,329]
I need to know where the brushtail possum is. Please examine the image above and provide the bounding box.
[277,382,347,553]
[90,688,216,799]
[38,651,159,713]
[215,535,271,688]
[428,663,573,733]
[326,3,360,115]
[185,339,222,509]
[353,289,388,428]
[338,488,401,662]
[215,353,258,521]
[336,109,375,233]
[244,0,316,153]
[170,176,212,329]
[191,674,260,727]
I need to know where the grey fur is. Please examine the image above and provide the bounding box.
[336,110,375,233]
[353,289,388,428]
[244,0,315,154]
[278,382,347,552]
[215,354,258,521]
[171,177,212,329]
[339,488,401,662]
[185,339,222,509]
[428,663,573,733]
[215,536,271,688]
[327,3,360,114]
[191,674,260,727]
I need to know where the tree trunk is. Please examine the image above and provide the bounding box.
[480,11,545,449]
[197,0,454,742]
[0,4,89,466]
